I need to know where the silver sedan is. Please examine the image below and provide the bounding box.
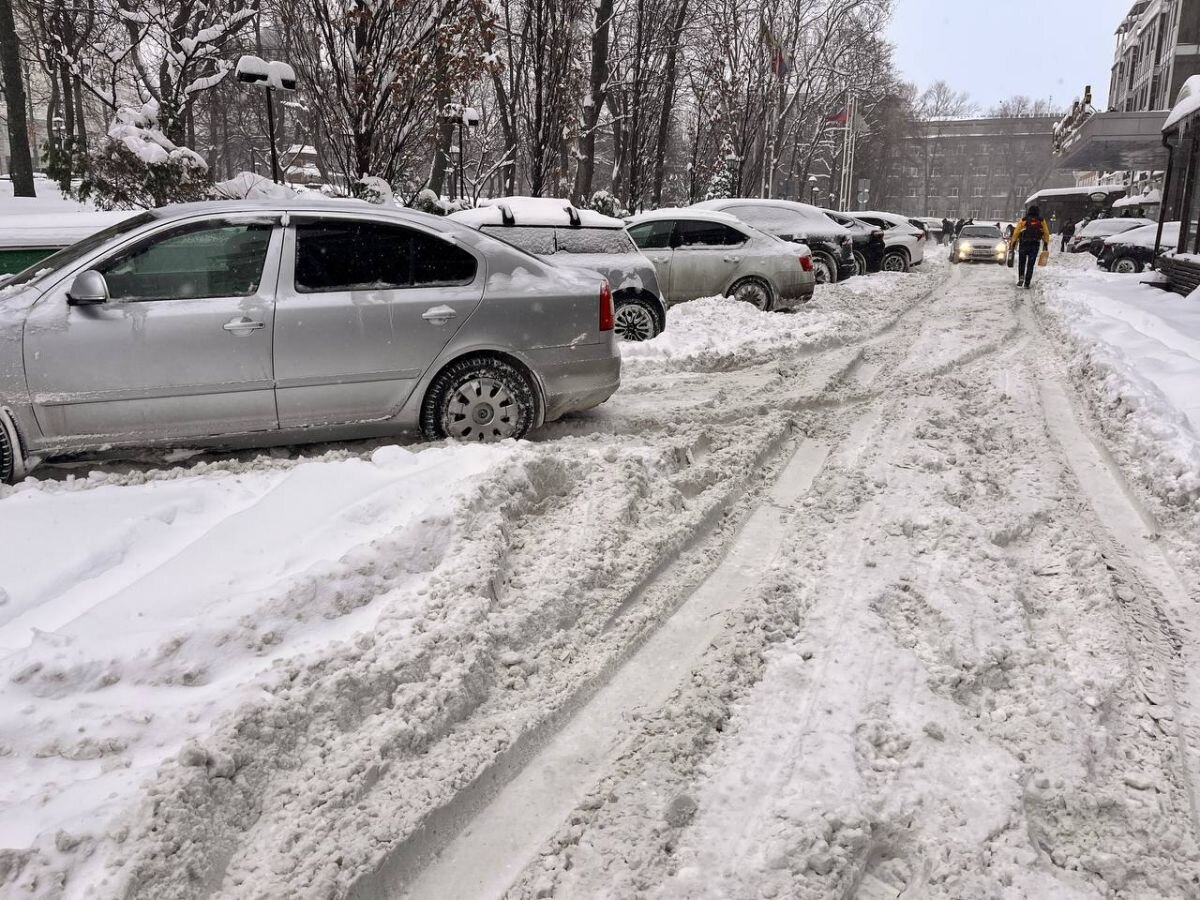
[625,209,815,310]
[950,224,1008,264]
[0,200,620,482]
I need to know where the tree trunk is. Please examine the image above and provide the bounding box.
[650,0,688,206]
[571,0,613,204]
[0,0,36,196]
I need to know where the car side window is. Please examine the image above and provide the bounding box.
[627,221,673,250]
[294,221,476,292]
[411,231,478,286]
[99,220,273,302]
[676,220,745,248]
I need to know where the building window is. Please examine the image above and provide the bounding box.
[969,208,980,218]
[972,186,984,198]
[948,187,959,198]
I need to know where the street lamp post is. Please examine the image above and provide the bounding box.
[808,174,818,204]
[437,102,480,202]
[236,56,297,184]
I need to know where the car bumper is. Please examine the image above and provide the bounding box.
[775,271,816,308]
[528,341,621,422]
[954,248,1007,263]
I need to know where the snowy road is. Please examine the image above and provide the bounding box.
[4,256,1200,899]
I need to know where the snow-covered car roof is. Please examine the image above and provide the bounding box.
[626,208,745,226]
[1102,221,1179,249]
[1079,217,1154,237]
[452,197,624,229]
[855,211,920,230]
[691,198,844,228]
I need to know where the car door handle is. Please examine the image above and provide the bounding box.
[422,305,458,324]
[223,317,266,333]
[648,255,669,263]
[722,256,742,263]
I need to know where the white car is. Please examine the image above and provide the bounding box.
[850,211,926,271]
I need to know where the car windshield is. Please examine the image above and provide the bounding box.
[0,212,155,289]
[959,226,1002,238]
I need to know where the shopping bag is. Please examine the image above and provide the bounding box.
[1006,250,1014,268]
[1037,250,1049,267]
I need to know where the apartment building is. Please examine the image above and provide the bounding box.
[873,116,1074,221]
[1109,0,1200,114]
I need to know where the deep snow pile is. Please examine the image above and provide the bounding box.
[621,264,940,371]
[0,444,508,893]
[1036,257,1200,514]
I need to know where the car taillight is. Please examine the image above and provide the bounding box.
[799,255,813,272]
[599,281,614,331]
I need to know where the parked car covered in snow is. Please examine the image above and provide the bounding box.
[1097,221,1180,273]
[1066,217,1155,256]
[690,198,856,284]
[450,198,667,342]
[0,200,621,483]
[949,224,1008,264]
[625,209,815,310]
[849,211,926,271]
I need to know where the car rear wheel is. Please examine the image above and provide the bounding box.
[729,277,772,311]
[811,253,837,285]
[0,417,16,485]
[613,297,660,341]
[882,250,909,273]
[851,250,867,276]
[1113,256,1142,274]
[421,355,537,443]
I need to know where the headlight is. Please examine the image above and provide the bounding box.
[959,241,972,251]
[995,242,1006,253]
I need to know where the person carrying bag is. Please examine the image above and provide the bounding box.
[1008,204,1051,290]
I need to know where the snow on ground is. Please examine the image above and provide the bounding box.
[0,181,95,217]
[1036,254,1200,514]
[0,444,508,889]
[621,264,942,371]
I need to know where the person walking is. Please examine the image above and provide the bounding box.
[1060,218,1076,252]
[941,217,953,245]
[1008,204,1051,290]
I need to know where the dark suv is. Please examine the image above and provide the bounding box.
[820,209,887,274]
[691,198,856,283]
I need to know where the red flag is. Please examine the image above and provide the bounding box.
[826,109,848,125]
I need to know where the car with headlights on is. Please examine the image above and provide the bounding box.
[689,198,856,284]
[1096,221,1180,273]
[625,209,814,310]
[1066,217,1155,255]
[0,200,620,483]
[450,197,666,342]
[950,223,1008,264]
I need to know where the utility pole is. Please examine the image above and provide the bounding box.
[0,0,36,196]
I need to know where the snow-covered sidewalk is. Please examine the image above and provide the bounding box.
[1036,255,1200,513]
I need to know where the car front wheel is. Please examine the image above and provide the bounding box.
[1112,256,1143,274]
[613,297,660,341]
[421,356,537,443]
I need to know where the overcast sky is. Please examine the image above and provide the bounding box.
[887,0,1135,113]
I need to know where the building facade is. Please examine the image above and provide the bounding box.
[873,116,1075,222]
[1109,0,1200,115]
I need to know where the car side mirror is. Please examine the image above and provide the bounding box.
[67,270,109,305]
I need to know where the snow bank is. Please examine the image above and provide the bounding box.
[0,442,508,892]
[0,212,136,249]
[1102,221,1179,250]
[1038,262,1200,512]
[622,268,939,371]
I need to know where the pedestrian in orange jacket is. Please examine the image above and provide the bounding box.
[1008,204,1051,289]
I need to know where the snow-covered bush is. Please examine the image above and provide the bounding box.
[76,101,210,210]
[585,189,627,218]
[705,136,737,201]
[357,175,395,205]
[212,172,300,201]
[410,188,443,214]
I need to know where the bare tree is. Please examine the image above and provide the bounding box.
[0,0,35,194]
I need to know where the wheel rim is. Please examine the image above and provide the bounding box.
[883,253,905,272]
[732,280,769,310]
[446,376,520,442]
[813,258,833,284]
[1114,258,1137,274]
[852,251,866,276]
[614,303,656,341]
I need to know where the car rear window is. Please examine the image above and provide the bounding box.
[480,225,556,255]
[555,228,637,254]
